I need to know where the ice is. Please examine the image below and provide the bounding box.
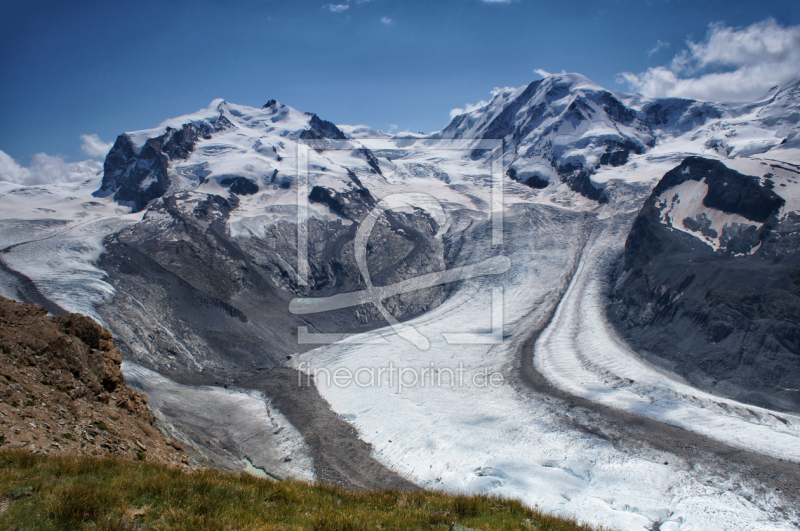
[0,176,142,323]
[2,76,800,530]
[292,205,799,531]
[123,362,315,482]
[535,218,800,461]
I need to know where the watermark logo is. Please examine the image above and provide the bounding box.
[290,139,508,350]
[297,361,505,394]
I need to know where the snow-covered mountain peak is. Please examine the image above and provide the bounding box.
[435,72,800,203]
[4,71,800,531]
[441,73,634,139]
[82,70,800,222]
[92,100,362,212]
[439,73,656,201]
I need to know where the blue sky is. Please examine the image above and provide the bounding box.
[1,0,798,169]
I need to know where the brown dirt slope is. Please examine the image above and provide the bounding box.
[0,296,187,467]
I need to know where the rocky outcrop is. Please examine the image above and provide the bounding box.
[609,157,800,413]
[220,176,259,195]
[642,99,724,131]
[0,296,188,466]
[647,157,784,224]
[506,167,549,189]
[97,183,449,374]
[300,114,348,141]
[95,117,232,212]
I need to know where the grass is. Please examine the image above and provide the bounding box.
[0,449,599,531]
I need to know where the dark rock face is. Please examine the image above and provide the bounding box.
[354,148,383,175]
[300,114,348,141]
[95,116,232,212]
[682,213,718,239]
[653,157,784,223]
[719,223,761,255]
[557,165,607,203]
[642,99,724,131]
[308,185,375,221]
[220,176,259,195]
[609,157,800,413]
[96,134,170,212]
[507,167,549,189]
[599,92,636,124]
[598,139,646,168]
[631,157,786,259]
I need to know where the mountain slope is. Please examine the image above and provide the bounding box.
[0,296,187,466]
[610,156,800,412]
[441,74,800,202]
[440,73,658,200]
[1,73,800,530]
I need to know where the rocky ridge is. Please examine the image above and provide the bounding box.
[0,296,188,466]
[610,157,800,412]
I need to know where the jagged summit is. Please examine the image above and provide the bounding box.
[4,71,800,531]
[440,73,657,201]
[93,100,354,212]
[88,73,800,214]
[437,72,800,201]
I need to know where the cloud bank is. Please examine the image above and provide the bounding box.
[0,150,102,186]
[619,19,800,102]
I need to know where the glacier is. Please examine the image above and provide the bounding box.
[2,73,800,529]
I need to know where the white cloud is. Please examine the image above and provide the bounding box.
[325,3,349,12]
[449,85,521,120]
[0,150,101,186]
[619,19,800,102]
[325,1,376,15]
[381,16,393,25]
[80,134,113,159]
[449,99,490,119]
[647,39,670,56]
[491,86,516,97]
[533,68,552,78]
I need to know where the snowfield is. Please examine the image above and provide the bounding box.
[534,216,800,460]
[123,362,315,483]
[292,204,800,531]
[2,75,800,530]
[0,177,142,322]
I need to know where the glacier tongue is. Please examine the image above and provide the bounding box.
[0,177,142,324]
[2,72,800,530]
[292,204,799,531]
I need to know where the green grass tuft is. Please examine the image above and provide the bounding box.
[0,449,602,531]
